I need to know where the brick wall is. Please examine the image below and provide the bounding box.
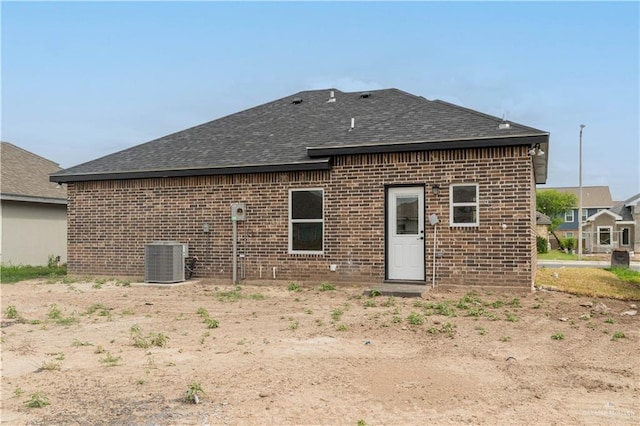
[67,146,534,288]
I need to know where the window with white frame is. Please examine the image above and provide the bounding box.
[565,210,574,222]
[289,189,324,253]
[582,210,588,221]
[450,184,479,226]
[565,232,574,239]
[598,226,612,246]
[621,227,630,246]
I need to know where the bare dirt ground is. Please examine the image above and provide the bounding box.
[1,278,638,425]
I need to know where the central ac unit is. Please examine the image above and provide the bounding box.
[144,242,188,283]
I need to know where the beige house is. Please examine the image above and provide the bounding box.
[583,193,640,254]
[1,142,67,266]
[538,186,614,248]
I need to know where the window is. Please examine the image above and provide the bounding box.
[581,210,588,221]
[598,227,612,246]
[621,228,630,246]
[565,232,574,239]
[289,189,323,253]
[450,184,478,226]
[565,210,574,222]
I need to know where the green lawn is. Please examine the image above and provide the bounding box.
[538,251,578,261]
[0,264,67,283]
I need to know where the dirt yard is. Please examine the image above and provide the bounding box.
[1,278,638,425]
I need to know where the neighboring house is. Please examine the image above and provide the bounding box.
[583,193,640,253]
[50,88,549,289]
[537,186,613,247]
[535,211,551,242]
[1,142,67,265]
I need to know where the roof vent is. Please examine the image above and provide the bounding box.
[498,121,510,130]
[292,98,303,104]
[359,92,372,99]
[326,90,336,103]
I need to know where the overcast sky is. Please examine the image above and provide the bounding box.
[2,1,638,201]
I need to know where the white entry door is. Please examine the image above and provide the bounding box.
[387,187,425,280]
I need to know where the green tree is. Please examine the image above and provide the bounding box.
[536,189,578,247]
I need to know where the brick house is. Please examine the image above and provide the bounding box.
[50,88,549,289]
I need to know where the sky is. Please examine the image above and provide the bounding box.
[2,1,639,201]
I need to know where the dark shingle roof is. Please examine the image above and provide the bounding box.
[1,142,67,203]
[51,88,549,183]
[609,193,640,222]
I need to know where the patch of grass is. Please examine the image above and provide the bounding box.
[5,305,20,319]
[186,382,204,404]
[287,282,302,292]
[40,360,61,371]
[369,289,382,297]
[499,336,511,342]
[427,322,456,337]
[536,267,640,300]
[336,324,348,331]
[604,318,615,324]
[538,251,578,261]
[1,264,67,283]
[100,352,122,366]
[86,303,107,315]
[382,296,395,307]
[475,326,487,336]
[551,333,565,340]
[606,267,640,284]
[14,387,25,397]
[94,345,105,354]
[505,313,518,322]
[216,288,243,302]
[196,307,209,319]
[425,301,456,317]
[289,320,299,330]
[406,312,424,325]
[319,282,335,291]
[47,304,62,320]
[363,299,376,308]
[249,293,266,300]
[24,391,50,408]
[611,331,626,341]
[206,318,219,329]
[149,332,169,347]
[331,309,343,321]
[71,339,92,347]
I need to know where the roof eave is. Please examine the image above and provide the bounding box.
[307,133,550,183]
[49,159,332,183]
[1,193,67,205]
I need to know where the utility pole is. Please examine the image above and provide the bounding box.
[578,124,585,260]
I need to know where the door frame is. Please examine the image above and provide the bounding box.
[384,184,426,282]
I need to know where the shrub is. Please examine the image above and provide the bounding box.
[560,237,576,251]
[536,236,548,254]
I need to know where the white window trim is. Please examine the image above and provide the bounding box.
[565,210,574,222]
[565,232,574,239]
[597,226,613,246]
[449,183,479,227]
[288,188,324,254]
